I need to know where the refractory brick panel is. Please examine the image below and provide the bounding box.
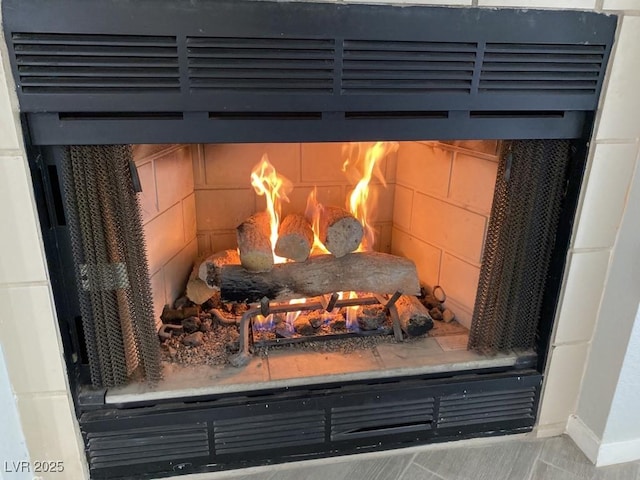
[392,141,499,319]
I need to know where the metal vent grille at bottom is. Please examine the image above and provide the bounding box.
[213,410,326,454]
[331,398,435,441]
[86,423,209,469]
[437,387,537,428]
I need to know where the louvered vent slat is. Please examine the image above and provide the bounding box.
[331,398,434,440]
[344,61,473,71]
[86,423,209,469]
[438,387,536,429]
[189,58,332,70]
[17,56,177,67]
[12,33,176,47]
[480,43,605,94]
[12,33,179,93]
[342,40,476,94]
[213,410,326,454]
[187,36,335,93]
[18,66,178,78]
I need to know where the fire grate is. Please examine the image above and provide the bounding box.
[231,292,403,366]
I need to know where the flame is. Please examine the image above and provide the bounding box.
[286,297,307,330]
[337,291,360,331]
[305,188,330,255]
[250,154,292,263]
[342,142,398,251]
[345,291,359,330]
[254,314,275,332]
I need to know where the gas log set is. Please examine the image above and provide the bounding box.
[158,142,459,367]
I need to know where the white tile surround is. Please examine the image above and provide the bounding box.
[0,2,639,479]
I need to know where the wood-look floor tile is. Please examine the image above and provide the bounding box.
[530,460,584,480]
[539,436,597,479]
[413,439,544,480]
[590,462,640,480]
[399,463,445,480]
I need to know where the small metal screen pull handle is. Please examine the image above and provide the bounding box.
[505,150,513,183]
[129,159,142,193]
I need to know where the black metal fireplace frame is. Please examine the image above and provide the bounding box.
[3,1,617,478]
[3,0,616,145]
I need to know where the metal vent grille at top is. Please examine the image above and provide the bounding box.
[479,43,605,94]
[11,33,180,93]
[342,40,476,94]
[187,36,336,93]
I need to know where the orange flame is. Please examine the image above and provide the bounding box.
[337,291,360,330]
[250,154,292,263]
[343,142,398,251]
[305,188,330,255]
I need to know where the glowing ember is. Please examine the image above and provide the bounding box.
[250,154,292,263]
[343,142,398,251]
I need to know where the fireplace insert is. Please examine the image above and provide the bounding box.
[2,0,616,478]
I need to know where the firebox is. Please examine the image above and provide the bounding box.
[2,0,617,479]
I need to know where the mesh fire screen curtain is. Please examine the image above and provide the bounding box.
[468,140,570,353]
[62,145,161,387]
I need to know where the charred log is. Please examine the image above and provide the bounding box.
[207,251,420,303]
[395,295,434,337]
[198,249,241,286]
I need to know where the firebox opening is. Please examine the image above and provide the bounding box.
[105,139,535,402]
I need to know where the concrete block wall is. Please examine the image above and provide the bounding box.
[392,141,499,327]
[133,145,198,323]
[194,142,397,256]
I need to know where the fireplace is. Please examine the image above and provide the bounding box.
[0,0,624,478]
[130,140,516,383]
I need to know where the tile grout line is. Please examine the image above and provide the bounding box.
[524,444,544,480]
[395,452,419,480]
[412,461,448,480]
[539,458,595,479]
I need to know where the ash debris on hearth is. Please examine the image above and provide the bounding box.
[158,293,241,366]
[157,293,397,366]
[157,284,464,367]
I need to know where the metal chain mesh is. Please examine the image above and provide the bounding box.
[468,140,570,353]
[62,145,161,387]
